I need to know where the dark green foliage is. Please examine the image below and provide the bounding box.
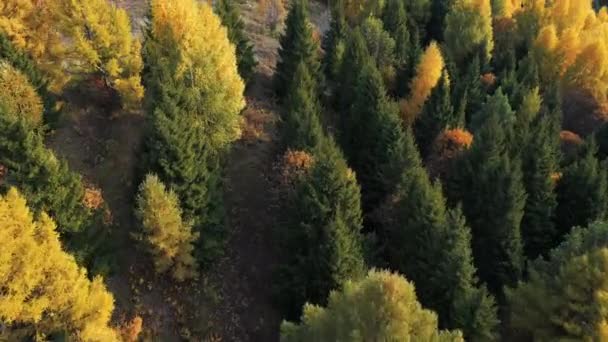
[342,62,406,211]
[0,111,90,235]
[336,29,370,111]
[555,141,608,240]
[446,108,525,295]
[274,0,321,98]
[596,122,608,160]
[215,0,257,82]
[384,129,498,340]
[0,32,58,126]
[428,0,455,41]
[281,62,325,151]
[277,138,366,320]
[381,0,412,96]
[322,0,348,81]
[451,54,483,127]
[414,71,455,158]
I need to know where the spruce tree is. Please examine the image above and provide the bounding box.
[342,61,406,211]
[447,108,525,295]
[414,70,455,158]
[336,28,370,112]
[281,62,325,151]
[555,140,608,239]
[386,129,498,340]
[215,0,257,82]
[381,0,412,96]
[274,0,321,98]
[277,138,366,320]
[322,0,348,81]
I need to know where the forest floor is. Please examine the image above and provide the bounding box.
[47,0,329,340]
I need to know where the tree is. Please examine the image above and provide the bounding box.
[443,0,493,69]
[277,138,366,320]
[428,0,456,41]
[136,174,199,282]
[274,0,321,98]
[322,0,348,81]
[281,62,325,151]
[281,269,464,342]
[555,140,608,239]
[446,106,525,294]
[336,29,370,112]
[381,0,413,96]
[0,61,43,126]
[0,0,144,108]
[0,32,57,125]
[215,0,257,82]
[400,41,444,126]
[414,70,455,158]
[360,17,396,88]
[506,221,608,341]
[385,129,498,340]
[0,188,118,341]
[470,87,515,132]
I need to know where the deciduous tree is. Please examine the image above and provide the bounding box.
[0,61,43,126]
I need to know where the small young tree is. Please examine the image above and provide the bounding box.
[216,0,257,82]
[136,174,199,282]
[0,61,43,126]
[281,270,464,341]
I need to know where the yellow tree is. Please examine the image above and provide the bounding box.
[444,0,494,66]
[400,41,444,126]
[0,0,144,108]
[136,174,199,282]
[0,188,118,341]
[148,0,245,150]
[0,61,43,126]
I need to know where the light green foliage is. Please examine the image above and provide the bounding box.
[281,269,464,342]
[360,17,396,88]
[444,0,493,69]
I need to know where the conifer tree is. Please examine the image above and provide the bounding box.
[336,29,370,112]
[281,270,464,342]
[385,129,498,340]
[0,188,118,340]
[277,138,366,320]
[428,0,456,41]
[322,0,348,81]
[555,141,608,239]
[446,107,525,294]
[136,174,199,282]
[360,17,396,88]
[274,0,321,98]
[282,62,325,151]
[342,62,406,211]
[381,0,412,96]
[414,70,455,158]
[215,0,257,82]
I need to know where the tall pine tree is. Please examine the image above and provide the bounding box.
[322,0,348,82]
[336,28,370,111]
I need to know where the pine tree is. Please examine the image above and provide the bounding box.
[336,28,370,112]
[281,62,325,151]
[281,270,464,342]
[274,0,321,98]
[555,140,608,239]
[381,0,412,97]
[215,0,257,82]
[385,129,498,340]
[277,138,366,320]
[506,221,608,341]
[414,70,455,158]
[322,0,348,81]
[0,188,118,340]
[136,174,199,282]
[428,0,456,41]
[342,61,406,211]
[446,107,525,294]
[360,17,396,89]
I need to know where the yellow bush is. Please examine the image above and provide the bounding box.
[0,61,43,126]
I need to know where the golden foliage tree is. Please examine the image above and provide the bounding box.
[444,0,494,66]
[136,174,199,282]
[0,61,43,126]
[281,269,464,341]
[0,0,144,108]
[148,0,245,150]
[400,41,444,126]
[0,188,118,341]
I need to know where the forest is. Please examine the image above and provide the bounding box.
[2,0,608,340]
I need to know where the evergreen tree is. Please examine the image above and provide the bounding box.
[136,174,199,282]
[506,221,608,341]
[277,138,366,320]
[281,270,464,342]
[274,0,321,98]
[322,0,348,81]
[414,70,455,158]
[0,32,57,125]
[281,62,325,151]
[0,188,118,341]
[555,140,608,239]
[360,17,396,89]
[342,62,406,211]
[215,0,257,82]
[336,28,370,112]
[428,0,455,41]
[381,0,413,96]
[446,108,525,295]
[385,130,498,340]
[451,54,484,126]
